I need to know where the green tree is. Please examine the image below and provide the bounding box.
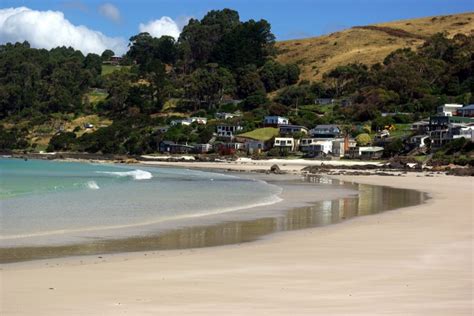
[235,66,265,99]
[101,49,115,61]
[355,133,372,146]
[185,65,235,110]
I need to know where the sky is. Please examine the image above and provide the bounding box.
[0,0,472,55]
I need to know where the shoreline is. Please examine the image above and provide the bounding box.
[0,157,406,253]
[2,168,414,263]
[1,163,472,315]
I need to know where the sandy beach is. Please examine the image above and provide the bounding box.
[1,163,472,315]
[139,157,384,173]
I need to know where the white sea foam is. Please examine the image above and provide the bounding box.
[96,169,153,180]
[86,181,100,190]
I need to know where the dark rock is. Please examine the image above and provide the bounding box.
[270,164,281,174]
[446,167,474,177]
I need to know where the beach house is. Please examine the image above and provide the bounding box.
[437,103,463,116]
[457,104,474,117]
[347,146,384,159]
[216,124,244,139]
[310,124,341,138]
[244,139,266,154]
[158,141,194,154]
[273,137,297,152]
[299,138,333,157]
[279,124,309,136]
[263,116,289,127]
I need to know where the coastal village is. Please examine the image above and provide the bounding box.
[1,4,474,316]
[151,101,474,161]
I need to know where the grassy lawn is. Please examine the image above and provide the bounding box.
[86,90,108,105]
[101,64,131,76]
[413,155,428,163]
[390,124,412,138]
[238,127,279,141]
[300,104,334,114]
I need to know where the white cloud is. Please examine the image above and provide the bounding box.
[139,17,181,39]
[98,3,121,23]
[0,7,127,55]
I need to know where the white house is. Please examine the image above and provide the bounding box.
[215,112,242,120]
[190,117,207,125]
[264,116,289,126]
[374,129,390,141]
[170,119,192,126]
[300,138,333,156]
[347,146,384,159]
[170,117,207,126]
[450,124,474,141]
[437,104,463,116]
[273,137,297,151]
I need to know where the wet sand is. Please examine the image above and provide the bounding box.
[1,172,472,315]
[0,175,424,263]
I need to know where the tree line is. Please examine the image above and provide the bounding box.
[0,8,472,155]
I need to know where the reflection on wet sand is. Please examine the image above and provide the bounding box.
[0,177,426,263]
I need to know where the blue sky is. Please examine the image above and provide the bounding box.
[0,0,472,54]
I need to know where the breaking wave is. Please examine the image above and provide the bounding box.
[86,181,100,190]
[96,169,153,180]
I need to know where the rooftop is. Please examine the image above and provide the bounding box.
[360,146,384,152]
[460,104,474,110]
[313,124,339,129]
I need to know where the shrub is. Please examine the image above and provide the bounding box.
[355,133,372,146]
[47,132,77,152]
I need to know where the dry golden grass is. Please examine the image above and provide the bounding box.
[26,115,113,149]
[276,12,474,82]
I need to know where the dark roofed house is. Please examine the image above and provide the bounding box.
[430,115,474,130]
[194,143,213,154]
[159,141,194,154]
[457,104,474,117]
[310,125,341,138]
[279,124,308,136]
[315,98,335,105]
[263,116,289,127]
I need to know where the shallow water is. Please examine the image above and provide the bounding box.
[0,158,281,244]
[0,171,426,263]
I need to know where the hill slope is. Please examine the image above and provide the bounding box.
[276,12,474,81]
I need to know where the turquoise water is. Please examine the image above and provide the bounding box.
[0,158,281,246]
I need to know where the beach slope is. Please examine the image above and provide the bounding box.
[1,174,472,315]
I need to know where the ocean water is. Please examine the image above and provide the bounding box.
[0,158,281,246]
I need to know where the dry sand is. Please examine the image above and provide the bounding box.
[1,169,472,315]
[140,157,383,173]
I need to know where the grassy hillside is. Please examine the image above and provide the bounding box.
[238,128,279,141]
[101,64,131,76]
[276,12,474,81]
